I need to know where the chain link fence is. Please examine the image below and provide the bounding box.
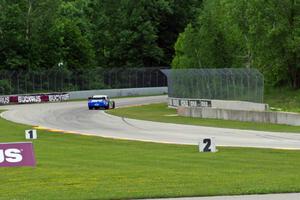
[0,67,168,95]
[162,68,264,103]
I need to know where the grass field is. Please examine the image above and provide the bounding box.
[1,111,300,199]
[107,103,300,133]
[264,87,300,113]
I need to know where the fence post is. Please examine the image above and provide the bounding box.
[32,71,35,93]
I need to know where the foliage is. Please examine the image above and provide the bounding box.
[264,86,300,113]
[0,1,28,69]
[87,0,202,68]
[172,0,300,88]
[0,79,11,94]
[0,0,201,72]
[2,0,299,89]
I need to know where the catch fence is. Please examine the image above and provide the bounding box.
[162,68,264,103]
[0,67,168,95]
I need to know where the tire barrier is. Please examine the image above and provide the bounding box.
[0,93,69,105]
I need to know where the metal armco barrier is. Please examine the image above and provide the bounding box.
[0,93,69,105]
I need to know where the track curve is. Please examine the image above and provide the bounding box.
[1,95,300,149]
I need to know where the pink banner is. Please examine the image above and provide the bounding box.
[40,94,49,102]
[0,142,36,167]
[9,96,18,103]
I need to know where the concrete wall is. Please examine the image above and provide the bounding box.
[169,98,268,111]
[68,87,168,100]
[177,106,300,126]
[211,99,268,111]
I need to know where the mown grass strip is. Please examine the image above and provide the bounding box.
[1,111,300,199]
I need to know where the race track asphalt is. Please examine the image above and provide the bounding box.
[1,95,300,200]
[1,95,300,149]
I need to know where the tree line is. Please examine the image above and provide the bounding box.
[1,0,299,89]
[172,0,300,88]
[0,0,201,71]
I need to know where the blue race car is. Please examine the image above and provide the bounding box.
[88,95,115,110]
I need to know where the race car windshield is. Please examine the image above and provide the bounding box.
[91,97,106,100]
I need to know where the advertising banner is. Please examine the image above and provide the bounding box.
[0,142,36,167]
[18,95,41,104]
[169,98,212,108]
[0,93,69,105]
[48,93,70,102]
[9,96,18,103]
[0,96,9,104]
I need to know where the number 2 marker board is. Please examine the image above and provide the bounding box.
[199,138,217,152]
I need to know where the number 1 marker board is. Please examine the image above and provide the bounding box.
[199,138,217,152]
[25,130,37,139]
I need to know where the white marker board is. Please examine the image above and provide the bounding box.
[199,138,216,152]
[25,130,37,139]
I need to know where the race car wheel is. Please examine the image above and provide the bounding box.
[112,101,115,109]
[89,107,93,110]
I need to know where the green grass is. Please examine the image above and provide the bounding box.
[1,111,300,200]
[107,103,300,133]
[264,87,300,113]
